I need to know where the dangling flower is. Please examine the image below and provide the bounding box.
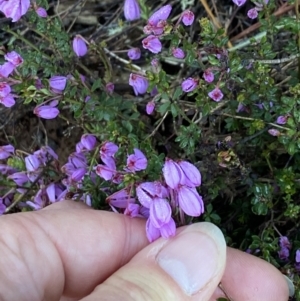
[142,35,162,54]
[129,73,149,95]
[72,35,88,57]
[124,0,141,21]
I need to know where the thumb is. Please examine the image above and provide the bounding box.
[80,222,226,301]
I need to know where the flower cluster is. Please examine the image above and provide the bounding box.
[0,51,24,107]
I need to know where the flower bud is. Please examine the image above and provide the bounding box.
[124,0,141,21]
[129,73,149,95]
[72,35,88,57]
[127,48,141,60]
[181,77,198,92]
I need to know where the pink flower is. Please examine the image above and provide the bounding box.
[129,73,149,95]
[162,158,183,189]
[171,47,185,59]
[0,62,15,77]
[203,70,214,83]
[150,197,171,228]
[232,0,246,6]
[268,129,280,137]
[126,148,147,171]
[177,186,204,216]
[49,76,67,92]
[0,82,11,98]
[0,94,15,107]
[181,10,194,26]
[127,48,141,60]
[276,115,288,125]
[0,0,30,22]
[72,35,88,57]
[208,88,224,102]
[34,104,60,119]
[35,7,48,17]
[146,218,161,242]
[100,141,119,158]
[124,0,141,21]
[107,188,136,209]
[159,217,176,239]
[247,8,258,19]
[0,144,14,159]
[95,163,116,181]
[148,4,172,26]
[105,82,114,94]
[5,51,23,67]
[8,172,29,185]
[142,35,162,54]
[178,160,201,187]
[146,101,155,115]
[181,77,198,92]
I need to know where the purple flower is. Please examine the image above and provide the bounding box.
[203,70,214,83]
[181,77,198,92]
[146,218,161,242]
[279,236,291,250]
[276,115,288,125]
[208,88,224,102]
[73,35,88,57]
[49,76,67,92]
[107,188,136,209]
[8,172,29,185]
[0,94,15,107]
[146,101,155,115]
[0,201,6,215]
[0,82,11,98]
[177,185,204,216]
[34,104,60,119]
[100,141,119,158]
[95,164,116,181]
[129,73,149,95]
[35,7,48,17]
[150,197,171,228]
[159,217,176,239]
[142,35,162,54]
[232,0,246,6]
[171,47,185,59]
[127,48,141,60]
[71,167,87,182]
[162,158,183,189]
[296,250,300,263]
[5,51,23,67]
[25,154,41,172]
[0,144,15,159]
[0,0,30,22]
[278,247,289,260]
[105,82,114,94]
[148,4,172,26]
[247,8,258,19]
[0,62,15,78]
[181,10,194,26]
[268,129,280,137]
[178,160,201,187]
[124,0,141,21]
[126,148,147,172]
[81,134,97,151]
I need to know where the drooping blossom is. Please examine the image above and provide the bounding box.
[232,0,246,6]
[126,148,147,172]
[268,129,280,137]
[81,134,97,151]
[129,73,149,95]
[148,4,172,26]
[181,77,198,92]
[124,0,141,21]
[247,8,258,19]
[208,87,224,102]
[34,103,60,119]
[25,154,41,172]
[127,48,141,60]
[95,162,116,181]
[5,51,23,67]
[178,160,201,187]
[171,47,185,59]
[35,7,48,17]
[0,144,15,160]
[146,101,155,115]
[0,0,30,22]
[0,82,11,98]
[162,158,182,189]
[49,76,67,92]
[105,82,114,94]
[142,35,162,54]
[276,115,288,125]
[0,62,15,78]
[100,141,119,159]
[181,10,194,26]
[278,247,290,260]
[107,188,136,209]
[8,172,29,186]
[72,35,88,57]
[279,236,291,250]
[203,70,214,83]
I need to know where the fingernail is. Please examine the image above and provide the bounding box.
[283,275,294,297]
[156,222,226,296]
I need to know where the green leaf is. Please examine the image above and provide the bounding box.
[91,79,102,92]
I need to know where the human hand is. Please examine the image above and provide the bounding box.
[0,200,292,301]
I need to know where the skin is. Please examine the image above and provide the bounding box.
[0,200,289,301]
